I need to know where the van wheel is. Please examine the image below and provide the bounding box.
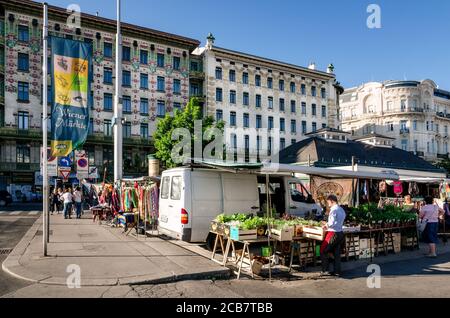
[205,233,216,251]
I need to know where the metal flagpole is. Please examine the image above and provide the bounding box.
[114,0,123,183]
[42,2,49,256]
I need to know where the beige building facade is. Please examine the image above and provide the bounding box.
[340,79,450,162]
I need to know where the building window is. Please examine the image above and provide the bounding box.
[157,100,166,117]
[122,46,131,61]
[18,82,29,101]
[280,138,286,150]
[215,67,222,80]
[291,100,296,113]
[216,88,223,102]
[216,109,223,121]
[256,94,261,108]
[229,90,236,104]
[16,144,30,163]
[140,98,149,115]
[279,79,284,91]
[400,99,406,110]
[312,104,317,116]
[387,122,394,132]
[18,111,29,130]
[267,77,273,89]
[257,136,262,152]
[243,113,250,128]
[123,96,131,113]
[173,79,181,94]
[291,139,296,145]
[302,121,307,134]
[172,102,181,113]
[386,101,393,110]
[231,134,237,149]
[311,86,317,97]
[18,25,29,42]
[157,76,165,92]
[229,70,235,82]
[122,70,131,86]
[88,118,94,135]
[190,61,199,72]
[280,118,285,132]
[18,53,29,72]
[268,116,274,130]
[268,137,272,156]
[321,87,326,99]
[312,122,317,132]
[173,56,180,70]
[322,123,327,129]
[104,119,112,136]
[321,105,327,118]
[157,53,165,67]
[242,72,249,85]
[256,115,262,129]
[301,102,307,115]
[255,75,261,87]
[140,123,149,138]
[123,122,131,138]
[104,93,113,111]
[243,92,249,106]
[104,42,113,58]
[190,83,200,96]
[290,82,296,93]
[268,97,273,109]
[140,50,148,64]
[291,119,296,133]
[140,73,148,89]
[401,139,408,151]
[301,84,306,95]
[230,111,236,126]
[279,98,285,112]
[104,68,113,84]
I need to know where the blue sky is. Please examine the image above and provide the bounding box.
[43,0,450,90]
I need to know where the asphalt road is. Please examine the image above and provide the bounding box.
[0,203,41,297]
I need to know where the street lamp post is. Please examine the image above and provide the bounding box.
[42,2,49,256]
[114,0,123,183]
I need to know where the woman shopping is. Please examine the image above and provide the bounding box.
[419,196,444,258]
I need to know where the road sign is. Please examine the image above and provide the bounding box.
[88,166,99,179]
[58,156,72,168]
[59,167,71,181]
[75,150,89,179]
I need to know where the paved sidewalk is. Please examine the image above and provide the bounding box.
[2,212,230,287]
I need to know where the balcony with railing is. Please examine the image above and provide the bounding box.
[0,162,40,171]
[0,127,42,139]
[400,128,410,135]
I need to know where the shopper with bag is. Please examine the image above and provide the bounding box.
[73,186,83,219]
[320,195,346,277]
[419,196,444,258]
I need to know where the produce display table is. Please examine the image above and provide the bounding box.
[209,231,275,279]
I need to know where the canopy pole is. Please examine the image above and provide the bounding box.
[265,173,272,282]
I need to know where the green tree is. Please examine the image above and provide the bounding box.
[154,98,225,168]
[436,158,450,175]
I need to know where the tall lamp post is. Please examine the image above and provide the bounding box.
[113,0,123,183]
[42,2,49,256]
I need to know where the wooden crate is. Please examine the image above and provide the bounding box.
[359,238,375,250]
[302,226,325,241]
[271,227,294,241]
[210,221,231,237]
[359,248,375,259]
[230,227,257,241]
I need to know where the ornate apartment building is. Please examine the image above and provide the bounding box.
[0,0,200,187]
[0,0,343,189]
[192,34,342,161]
[340,79,450,162]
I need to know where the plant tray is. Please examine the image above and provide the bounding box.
[210,221,231,237]
[230,226,257,241]
[302,226,325,241]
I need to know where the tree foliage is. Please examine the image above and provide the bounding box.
[154,98,225,168]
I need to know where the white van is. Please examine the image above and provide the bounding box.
[158,167,322,244]
[158,167,260,243]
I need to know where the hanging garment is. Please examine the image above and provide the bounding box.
[393,181,403,195]
[408,182,419,197]
[379,180,387,193]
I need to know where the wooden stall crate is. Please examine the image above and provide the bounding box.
[230,226,257,241]
[271,227,294,241]
[302,226,325,241]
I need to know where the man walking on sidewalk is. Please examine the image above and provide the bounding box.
[320,194,346,277]
[61,188,73,219]
[73,186,83,219]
